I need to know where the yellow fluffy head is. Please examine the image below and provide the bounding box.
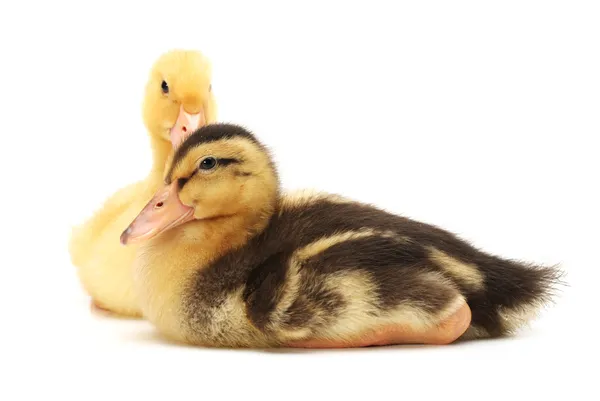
[142,49,217,143]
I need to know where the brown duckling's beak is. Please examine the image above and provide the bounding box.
[170,104,204,148]
[120,182,195,245]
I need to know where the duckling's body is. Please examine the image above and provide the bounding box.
[122,124,562,347]
[69,49,217,316]
[72,177,164,316]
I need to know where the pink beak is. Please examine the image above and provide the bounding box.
[169,104,205,148]
[120,181,195,245]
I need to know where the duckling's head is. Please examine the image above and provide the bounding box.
[143,49,216,148]
[120,124,278,245]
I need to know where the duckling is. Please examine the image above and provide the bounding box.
[69,49,217,317]
[120,124,563,347]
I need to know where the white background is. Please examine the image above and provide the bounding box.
[1,1,598,399]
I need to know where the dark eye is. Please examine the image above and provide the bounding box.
[199,157,217,170]
[161,80,169,94]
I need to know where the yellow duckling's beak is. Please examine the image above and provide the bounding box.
[120,182,195,245]
[170,104,205,148]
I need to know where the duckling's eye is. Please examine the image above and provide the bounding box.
[161,80,169,94]
[199,157,217,171]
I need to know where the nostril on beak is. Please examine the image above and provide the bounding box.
[182,126,187,133]
[156,202,164,208]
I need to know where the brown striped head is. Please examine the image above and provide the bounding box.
[121,124,279,245]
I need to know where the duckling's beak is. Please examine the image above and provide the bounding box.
[170,104,204,148]
[120,182,195,245]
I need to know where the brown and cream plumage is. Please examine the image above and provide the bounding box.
[121,123,563,347]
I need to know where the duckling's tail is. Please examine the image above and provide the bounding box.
[460,254,565,339]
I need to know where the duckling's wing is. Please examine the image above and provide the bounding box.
[243,229,464,344]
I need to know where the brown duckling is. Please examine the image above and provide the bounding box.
[121,123,562,347]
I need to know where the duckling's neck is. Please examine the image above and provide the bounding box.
[148,134,172,175]
[176,205,275,259]
[134,197,277,343]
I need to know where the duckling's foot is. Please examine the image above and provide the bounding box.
[286,301,472,349]
[90,300,117,316]
[89,299,144,319]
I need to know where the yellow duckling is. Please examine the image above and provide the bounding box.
[69,49,217,317]
[121,124,562,347]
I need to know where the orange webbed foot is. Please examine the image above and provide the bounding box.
[286,301,472,349]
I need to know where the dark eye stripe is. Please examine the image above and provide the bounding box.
[177,170,196,190]
[176,158,240,189]
[170,157,243,188]
[217,158,240,166]
[177,177,189,190]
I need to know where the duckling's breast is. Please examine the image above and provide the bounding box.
[135,234,272,347]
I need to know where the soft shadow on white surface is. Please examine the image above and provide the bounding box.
[1,263,590,399]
